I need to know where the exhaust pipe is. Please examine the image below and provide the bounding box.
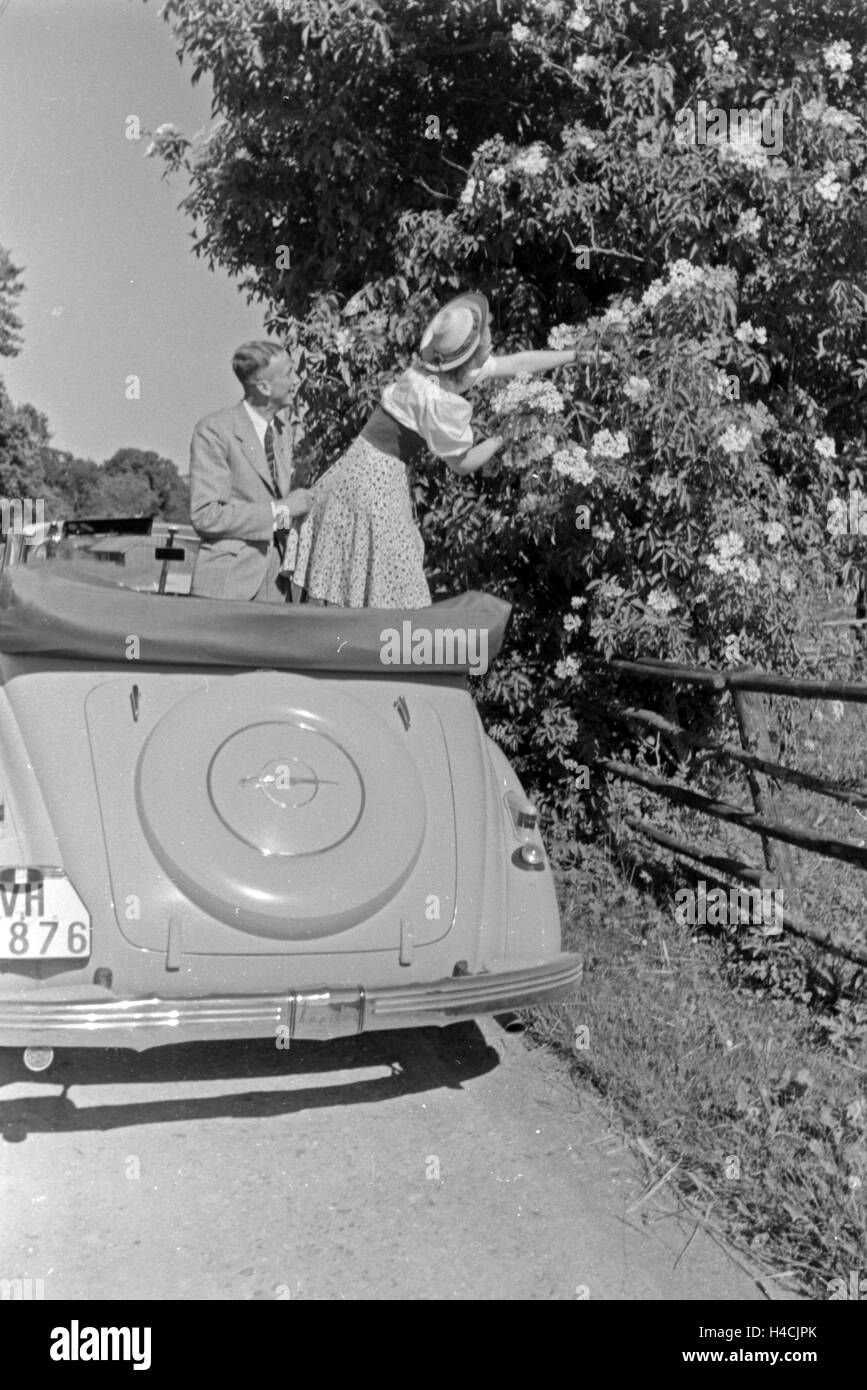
[495,1011,527,1035]
[23,1046,54,1074]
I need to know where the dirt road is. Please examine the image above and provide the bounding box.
[0,1020,788,1300]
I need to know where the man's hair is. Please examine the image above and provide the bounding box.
[232,341,286,391]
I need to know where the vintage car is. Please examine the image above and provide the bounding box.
[0,533,580,1075]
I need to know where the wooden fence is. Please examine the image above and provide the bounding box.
[599,657,867,967]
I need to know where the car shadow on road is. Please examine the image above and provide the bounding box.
[0,1023,501,1141]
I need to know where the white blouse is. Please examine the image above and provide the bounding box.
[380,359,497,460]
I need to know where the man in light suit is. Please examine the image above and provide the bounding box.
[189,341,314,601]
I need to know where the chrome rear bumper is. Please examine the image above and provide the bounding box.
[0,954,581,1052]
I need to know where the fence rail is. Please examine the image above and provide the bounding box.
[600,657,867,967]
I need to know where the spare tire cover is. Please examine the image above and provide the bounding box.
[136,672,426,939]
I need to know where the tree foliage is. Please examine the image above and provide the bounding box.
[150,0,867,842]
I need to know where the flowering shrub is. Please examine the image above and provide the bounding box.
[153,0,867,855]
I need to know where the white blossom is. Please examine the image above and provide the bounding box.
[555,655,583,679]
[646,588,678,615]
[570,595,586,611]
[572,54,598,75]
[511,22,533,43]
[640,259,736,312]
[567,5,592,32]
[512,143,550,176]
[623,375,651,403]
[590,428,629,459]
[718,425,753,456]
[763,521,785,545]
[489,166,507,186]
[553,443,596,484]
[814,435,836,460]
[800,97,826,123]
[823,40,853,74]
[735,320,767,346]
[814,171,842,203]
[705,530,749,576]
[723,633,743,664]
[822,107,860,133]
[735,208,763,239]
[594,521,615,544]
[490,374,565,416]
[459,176,478,206]
[333,328,353,353]
[711,40,737,66]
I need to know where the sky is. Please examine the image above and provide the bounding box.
[0,0,267,473]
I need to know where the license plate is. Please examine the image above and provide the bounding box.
[0,878,92,960]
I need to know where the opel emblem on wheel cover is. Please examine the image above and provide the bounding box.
[239,758,339,809]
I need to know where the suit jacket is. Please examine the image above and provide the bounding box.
[189,402,294,600]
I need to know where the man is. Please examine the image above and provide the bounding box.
[189,341,314,601]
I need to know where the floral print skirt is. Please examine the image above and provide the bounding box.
[289,435,432,609]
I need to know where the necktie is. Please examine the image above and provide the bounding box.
[263,422,280,496]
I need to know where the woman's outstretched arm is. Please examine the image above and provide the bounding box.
[489,348,577,378]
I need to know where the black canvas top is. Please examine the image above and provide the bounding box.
[0,563,511,675]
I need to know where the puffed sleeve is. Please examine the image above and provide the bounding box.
[414,388,475,460]
[382,369,476,460]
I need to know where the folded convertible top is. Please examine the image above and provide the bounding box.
[0,564,511,675]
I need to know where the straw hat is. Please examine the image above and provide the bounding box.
[418,292,489,372]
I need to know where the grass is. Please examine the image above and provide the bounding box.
[526,621,867,1300]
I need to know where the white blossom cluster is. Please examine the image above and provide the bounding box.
[562,612,582,634]
[823,40,853,74]
[780,570,798,594]
[489,167,507,186]
[555,655,583,680]
[511,22,533,43]
[623,375,651,402]
[459,177,478,206]
[721,136,769,170]
[646,588,678,615]
[596,575,624,599]
[567,4,592,32]
[570,595,586,611]
[512,143,551,176]
[744,401,774,436]
[814,435,836,460]
[711,39,737,66]
[718,424,753,456]
[800,98,825,123]
[594,521,615,544]
[735,208,763,238]
[490,374,565,416]
[735,320,767,345]
[723,633,743,664]
[547,323,581,349]
[590,428,629,459]
[572,55,598,75]
[333,328,353,353]
[704,532,761,583]
[814,171,842,203]
[640,259,736,312]
[763,521,785,545]
[822,107,861,133]
[552,442,596,484]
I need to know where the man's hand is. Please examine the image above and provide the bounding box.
[274,489,315,529]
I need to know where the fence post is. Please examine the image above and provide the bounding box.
[731,680,801,914]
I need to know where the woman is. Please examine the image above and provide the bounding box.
[289,291,583,608]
